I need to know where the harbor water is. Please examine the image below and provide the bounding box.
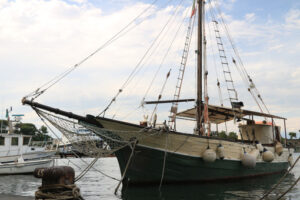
[0,153,299,200]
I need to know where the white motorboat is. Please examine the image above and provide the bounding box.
[0,157,53,175]
[0,133,56,163]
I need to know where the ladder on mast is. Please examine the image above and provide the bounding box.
[212,20,239,106]
[168,17,194,130]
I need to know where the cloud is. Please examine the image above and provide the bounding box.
[0,0,190,132]
[285,9,300,30]
[245,13,255,22]
[0,0,299,136]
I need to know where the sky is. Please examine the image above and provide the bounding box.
[0,0,299,138]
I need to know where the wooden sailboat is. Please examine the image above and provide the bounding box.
[22,0,293,184]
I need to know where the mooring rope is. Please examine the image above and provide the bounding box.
[75,157,99,182]
[275,175,300,200]
[35,184,84,200]
[259,155,300,200]
[114,140,137,195]
[159,131,169,190]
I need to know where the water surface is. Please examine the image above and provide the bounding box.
[0,153,299,200]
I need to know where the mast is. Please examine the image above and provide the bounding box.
[196,0,203,135]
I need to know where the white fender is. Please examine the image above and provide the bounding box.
[288,154,294,167]
[275,142,283,156]
[217,144,225,160]
[249,149,259,159]
[262,148,274,162]
[203,148,217,163]
[241,152,256,168]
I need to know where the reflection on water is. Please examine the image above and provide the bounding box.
[0,154,299,200]
[121,173,296,200]
[0,174,40,197]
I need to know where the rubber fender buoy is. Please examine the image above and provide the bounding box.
[275,142,283,156]
[202,147,217,163]
[241,152,256,168]
[217,144,225,160]
[249,149,259,159]
[262,148,274,162]
[288,154,294,167]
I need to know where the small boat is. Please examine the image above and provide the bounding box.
[0,133,55,174]
[0,158,53,175]
[0,111,56,163]
[0,110,55,174]
[0,133,56,163]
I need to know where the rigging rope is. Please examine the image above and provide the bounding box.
[206,13,224,107]
[25,0,159,101]
[212,0,271,115]
[112,0,191,120]
[142,3,193,104]
[34,109,121,182]
[99,0,185,117]
[168,6,196,130]
[149,69,171,124]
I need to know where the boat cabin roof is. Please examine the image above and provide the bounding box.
[176,104,286,124]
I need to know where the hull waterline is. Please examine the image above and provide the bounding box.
[115,145,288,185]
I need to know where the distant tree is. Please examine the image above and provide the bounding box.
[16,123,38,135]
[39,125,48,134]
[289,132,297,139]
[228,132,238,140]
[218,131,227,139]
[32,125,52,141]
[0,120,8,127]
[0,120,8,133]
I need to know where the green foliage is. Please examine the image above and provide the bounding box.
[0,120,8,133]
[215,131,238,140]
[289,132,297,139]
[218,131,227,139]
[39,125,48,134]
[6,122,52,141]
[228,132,238,140]
[15,123,38,135]
[0,120,8,127]
[32,133,52,142]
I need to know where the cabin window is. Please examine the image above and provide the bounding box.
[23,137,30,145]
[0,136,4,145]
[11,137,19,146]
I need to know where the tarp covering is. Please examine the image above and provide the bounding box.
[176,105,286,124]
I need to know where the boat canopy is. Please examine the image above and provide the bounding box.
[176,105,286,124]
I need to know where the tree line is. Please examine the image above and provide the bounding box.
[0,120,52,141]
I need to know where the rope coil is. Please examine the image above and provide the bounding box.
[35,184,84,200]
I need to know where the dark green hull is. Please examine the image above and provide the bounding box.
[115,145,288,184]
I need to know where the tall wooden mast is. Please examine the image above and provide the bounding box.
[196,0,203,135]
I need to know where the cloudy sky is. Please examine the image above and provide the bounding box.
[0,0,299,137]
